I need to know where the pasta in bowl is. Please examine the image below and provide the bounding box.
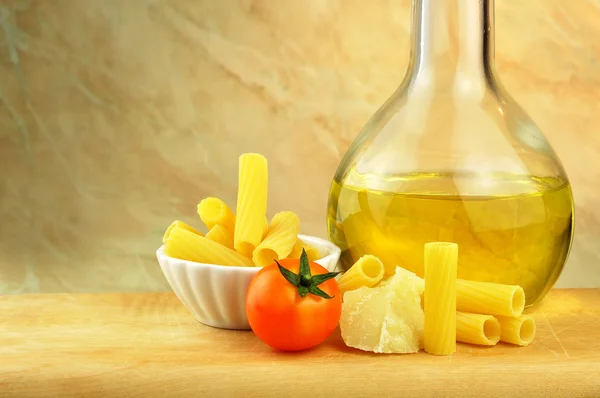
[156,234,341,330]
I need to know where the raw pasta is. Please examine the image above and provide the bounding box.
[405,272,524,318]
[286,239,320,261]
[497,315,536,346]
[456,312,500,346]
[287,239,304,259]
[456,279,525,317]
[423,242,458,356]
[303,244,321,262]
[252,211,300,267]
[165,226,254,267]
[197,197,236,231]
[205,224,234,250]
[337,255,385,296]
[162,220,203,244]
[262,217,269,239]
[234,153,268,256]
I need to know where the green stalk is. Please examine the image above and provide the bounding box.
[276,249,340,299]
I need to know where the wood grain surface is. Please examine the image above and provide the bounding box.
[1,289,599,397]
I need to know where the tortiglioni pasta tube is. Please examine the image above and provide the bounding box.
[287,240,321,261]
[205,224,234,250]
[197,197,236,231]
[337,255,385,296]
[456,312,500,346]
[303,244,321,262]
[234,154,268,256]
[162,220,203,244]
[165,226,254,267]
[497,315,536,346]
[424,242,458,356]
[252,211,300,267]
[412,272,525,318]
[287,239,304,259]
[262,217,269,239]
[456,279,525,317]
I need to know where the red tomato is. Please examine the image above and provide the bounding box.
[245,254,341,351]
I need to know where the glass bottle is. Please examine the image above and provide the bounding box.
[327,0,574,307]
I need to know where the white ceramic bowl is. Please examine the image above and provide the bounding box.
[156,234,341,330]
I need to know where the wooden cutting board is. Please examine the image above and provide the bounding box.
[1,289,599,397]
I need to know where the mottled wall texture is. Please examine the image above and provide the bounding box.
[1,1,599,293]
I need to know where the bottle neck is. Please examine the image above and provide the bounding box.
[406,0,495,95]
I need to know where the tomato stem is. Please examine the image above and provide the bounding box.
[300,274,312,286]
[276,249,340,299]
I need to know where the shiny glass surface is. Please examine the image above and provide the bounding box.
[327,0,574,306]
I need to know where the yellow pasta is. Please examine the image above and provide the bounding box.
[197,197,236,231]
[456,312,500,346]
[304,244,321,262]
[162,220,203,244]
[456,279,525,317]
[423,242,458,356]
[234,153,268,256]
[165,226,254,267]
[497,315,536,346]
[411,272,524,317]
[287,239,304,259]
[286,239,321,261]
[337,255,385,295]
[252,211,300,267]
[205,224,234,250]
[262,217,269,239]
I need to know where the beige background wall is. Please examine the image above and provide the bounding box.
[1,0,599,293]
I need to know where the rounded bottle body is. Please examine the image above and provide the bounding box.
[327,0,574,306]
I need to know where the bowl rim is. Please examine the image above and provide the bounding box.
[156,234,341,273]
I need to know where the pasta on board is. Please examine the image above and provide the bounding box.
[497,315,536,346]
[423,242,458,356]
[337,255,385,296]
[456,279,525,317]
[396,269,525,319]
[456,312,500,346]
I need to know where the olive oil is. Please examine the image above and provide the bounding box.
[327,172,574,306]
